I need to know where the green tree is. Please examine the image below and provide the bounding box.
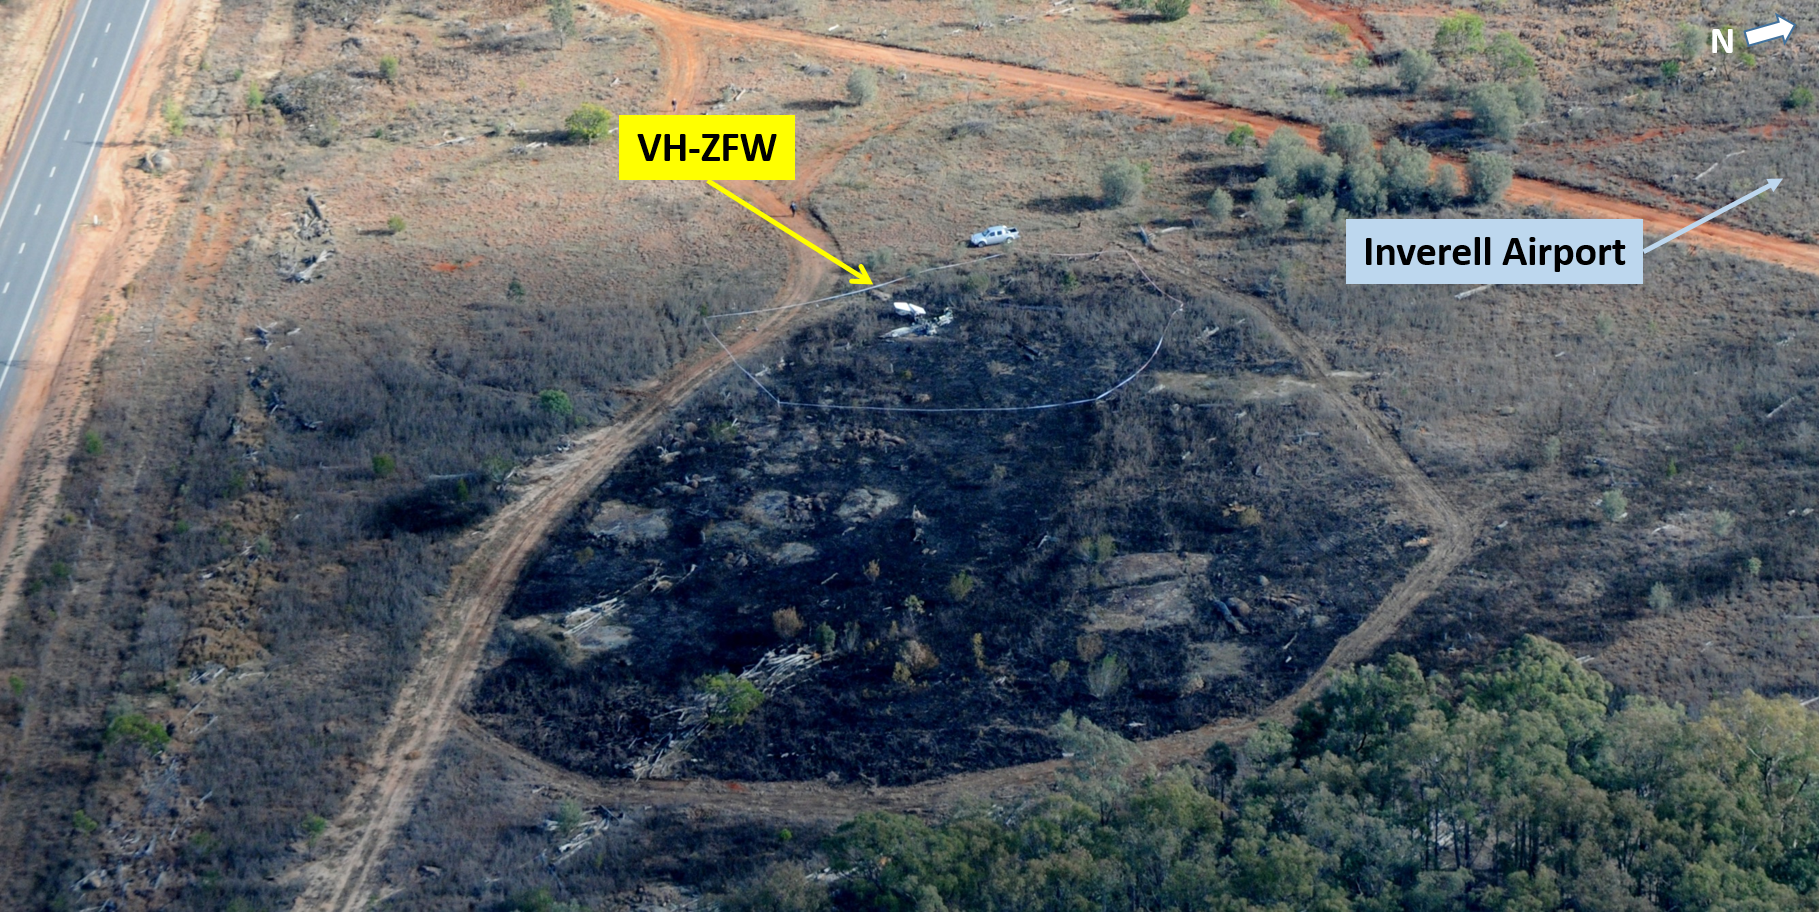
[1429,162,1461,207]
[564,102,612,143]
[1486,32,1536,79]
[1432,10,1486,59]
[1318,121,1372,163]
[1298,193,1337,234]
[104,714,170,751]
[548,0,575,37]
[537,388,574,418]
[1513,76,1546,117]
[1152,0,1189,21]
[554,799,584,837]
[1468,83,1522,141]
[1224,123,1255,147]
[846,67,878,105]
[1205,187,1233,224]
[699,672,765,724]
[377,55,400,82]
[1379,138,1433,212]
[1788,86,1815,110]
[1341,156,1387,214]
[1465,150,1513,204]
[1100,158,1144,207]
[1397,48,1437,93]
[1251,177,1288,232]
[385,214,405,234]
[371,453,396,478]
[1599,487,1628,522]
[1263,127,1312,186]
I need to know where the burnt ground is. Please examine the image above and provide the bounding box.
[471,260,1423,786]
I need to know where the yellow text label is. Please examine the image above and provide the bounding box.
[617,115,796,180]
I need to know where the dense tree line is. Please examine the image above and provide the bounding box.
[730,637,1819,911]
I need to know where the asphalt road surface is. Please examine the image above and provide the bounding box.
[0,0,158,427]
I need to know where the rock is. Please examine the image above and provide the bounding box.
[741,490,793,527]
[701,521,758,546]
[587,500,670,544]
[1087,580,1195,631]
[836,487,900,523]
[141,148,175,172]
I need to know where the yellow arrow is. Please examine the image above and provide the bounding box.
[705,180,872,285]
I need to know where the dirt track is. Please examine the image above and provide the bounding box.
[286,2,1809,906]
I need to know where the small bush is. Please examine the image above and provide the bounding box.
[1660,60,1681,83]
[161,98,186,135]
[1205,188,1233,224]
[1152,0,1189,21]
[946,570,976,601]
[1397,49,1436,93]
[1224,123,1255,147]
[1540,435,1561,466]
[386,215,405,234]
[73,809,99,833]
[377,55,399,82]
[554,799,583,837]
[104,713,170,751]
[537,388,574,417]
[1465,151,1513,204]
[371,454,396,478]
[564,103,612,143]
[246,84,265,108]
[698,673,765,725]
[1468,84,1522,141]
[1340,158,1386,215]
[846,67,878,106]
[1513,77,1546,117]
[1600,489,1629,523]
[1099,159,1144,207]
[771,608,804,639]
[1647,582,1674,612]
[1251,178,1288,232]
[1787,86,1815,110]
[1432,11,1485,59]
[548,0,575,37]
[1429,162,1461,207]
[815,622,836,653]
[1077,534,1117,563]
[1299,194,1337,234]
[1319,122,1372,162]
[1711,511,1735,537]
[1486,32,1535,80]
[1086,655,1128,699]
[302,814,328,843]
[1263,128,1310,185]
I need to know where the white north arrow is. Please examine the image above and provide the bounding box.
[1642,178,1782,253]
[1745,16,1795,46]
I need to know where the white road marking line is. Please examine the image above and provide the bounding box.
[48,167,55,178]
[15,244,23,254]
[77,93,84,103]
[33,204,41,215]
[106,21,111,31]
[2,284,9,294]
[62,130,69,140]
[0,0,91,235]
[2,0,151,399]
[92,58,98,68]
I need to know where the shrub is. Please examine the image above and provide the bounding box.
[73,809,99,833]
[1397,48,1436,93]
[564,103,612,143]
[899,639,939,674]
[1674,22,1703,60]
[82,430,102,455]
[946,570,976,601]
[1788,86,1815,110]
[302,814,328,843]
[1340,158,1386,215]
[698,673,765,724]
[1432,11,1485,58]
[1468,84,1522,141]
[1647,582,1674,612]
[1224,123,1255,147]
[1318,122,1372,163]
[1152,0,1189,21]
[161,97,186,135]
[815,622,837,653]
[1299,194,1337,234]
[1540,435,1561,466]
[771,607,804,639]
[377,55,399,82]
[385,215,405,234]
[104,713,170,751]
[1205,188,1233,224]
[1711,511,1735,536]
[1599,489,1629,522]
[1100,159,1144,207]
[507,277,525,298]
[846,67,878,106]
[554,799,583,837]
[246,84,265,108]
[1251,178,1288,232]
[1050,659,1072,680]
[1263,128,1311,185]
[1379,138,1432,212]
[1660,60,1681,83]
[371,454,396,478]
[1486,32,1535,79]
[719,862,831,912]
[1086,655,1128,699]
[1513,77,1546,117]
[537,388,574,417]
[1429,162,1461,207]
[548,0,575,37]
[1465,151,1513,204]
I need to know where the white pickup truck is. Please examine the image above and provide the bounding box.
[968,225,1020,247]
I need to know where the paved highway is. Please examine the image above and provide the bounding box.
[0,0,158,425]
